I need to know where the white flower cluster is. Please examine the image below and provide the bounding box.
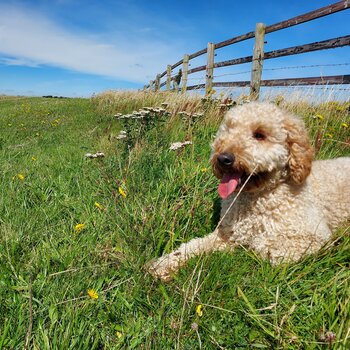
[85,152,105,158]
[116,130,127,139]
[114,106,170,120]
[178,111,203,118]
[169,141,192,151]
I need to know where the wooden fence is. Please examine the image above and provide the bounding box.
[144,0,350,100]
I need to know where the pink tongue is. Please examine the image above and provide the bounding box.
[218,173,241,199]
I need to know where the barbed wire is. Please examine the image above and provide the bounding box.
[264,85,350,91]
[187,76,206,82]
[162,62,350,83]
[213,63,350,78]
[155,63,350,91]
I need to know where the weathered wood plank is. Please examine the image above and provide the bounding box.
[154,74,160,91]
[189,48,208,60]
[250,23,266,100]
[187,74,350,90]
[182,54,190,93]
[264,35,350,60]
[166,65,172,91]
[188,35,350,74]
[214,1,349,50]
[260,75,350,86]
[171,59,184,70]
[265,0,349,34]
[215,32,256,50]
[187,65,207,75]
[205,43,215,95]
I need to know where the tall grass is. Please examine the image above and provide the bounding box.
[0,91,349,349]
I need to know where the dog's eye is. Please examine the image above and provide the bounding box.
[253,131,266,141]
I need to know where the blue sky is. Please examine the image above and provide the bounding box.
[0,0,349,97]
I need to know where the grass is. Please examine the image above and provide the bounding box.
[0,91,349,349]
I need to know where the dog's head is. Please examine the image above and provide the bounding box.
[211,102,314,198]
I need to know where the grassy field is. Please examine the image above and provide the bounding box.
[0,92,349,349]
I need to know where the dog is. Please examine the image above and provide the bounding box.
[148,102,350,281]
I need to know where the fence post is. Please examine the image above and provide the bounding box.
[181,54,190,94]
[166,65,172,91]
[250,22,266,100]
[154,74,160,92]
[205,42,215,96]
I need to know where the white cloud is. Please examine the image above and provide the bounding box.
[0,5,181,83]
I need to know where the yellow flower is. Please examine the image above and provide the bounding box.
[325,133,333,138]
[15,174,25,181]
[116,331,123,339]
[94,201,103,210]
[315,114,324,121]
[118,187,127,198]
[87,289,98,299]
[31,157,37,161]
[196,304,203,317]
[341,123,348,128]
[200,168,208,172]
[74,223,85,233]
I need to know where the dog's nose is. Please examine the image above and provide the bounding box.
[217,152,235,167]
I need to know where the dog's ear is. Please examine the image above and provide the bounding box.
[284,115,314,184]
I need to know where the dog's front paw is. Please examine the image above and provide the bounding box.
[146,254,181,282]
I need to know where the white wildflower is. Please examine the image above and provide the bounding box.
[169,141,192,151]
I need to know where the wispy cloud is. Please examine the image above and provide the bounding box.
[0,4,181,83]
[0,57,40,67]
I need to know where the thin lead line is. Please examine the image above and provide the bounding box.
[215,165,258,230]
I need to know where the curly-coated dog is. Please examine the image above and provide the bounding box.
[148,102,350,281]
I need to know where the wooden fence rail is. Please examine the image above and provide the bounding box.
[186,74,350,90]
[145,1,350,99]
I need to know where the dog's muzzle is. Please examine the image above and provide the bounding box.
[217,152,235,168]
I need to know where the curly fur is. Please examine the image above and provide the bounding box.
[148,102,350,281]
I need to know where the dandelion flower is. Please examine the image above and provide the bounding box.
[200,168,208,172]
[118,187,127,198]
[87,289,98,299]
[196,304,203,317]
[74,223,85,233]
[341,123,348,128]
[94,201,103,210]
[116,331,123,339]
[315,114,324,121]
[15,174,25,181]
[31,157,37,161]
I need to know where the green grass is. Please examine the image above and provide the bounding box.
[0,93,349,349]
